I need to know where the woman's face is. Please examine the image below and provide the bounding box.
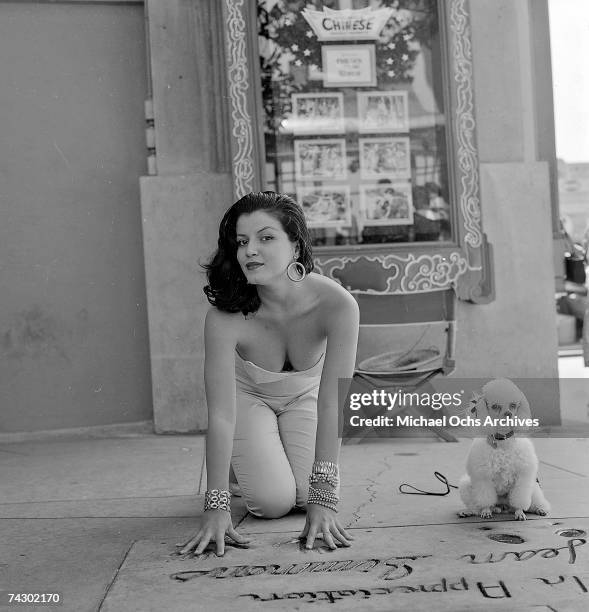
[235,210,298,284]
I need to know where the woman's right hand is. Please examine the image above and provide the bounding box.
[176,509,251,557]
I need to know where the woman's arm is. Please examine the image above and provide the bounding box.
[315,290,360,463]
[300,289,359,550]
[203,307,238,491]
[178,308,249,557]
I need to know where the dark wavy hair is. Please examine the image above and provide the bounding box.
[203,191,314,314]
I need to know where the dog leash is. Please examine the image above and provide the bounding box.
[399,471,458,496]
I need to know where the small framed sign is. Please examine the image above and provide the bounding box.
[322,44,376,87]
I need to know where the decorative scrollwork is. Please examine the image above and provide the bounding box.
[451,0,483,253]
[315,252,468,294]
[225,0,255,198]
[400,252,468,292]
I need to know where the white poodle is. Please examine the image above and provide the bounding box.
[458,378,550,521]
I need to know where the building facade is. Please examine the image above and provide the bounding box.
[0,0,561,435]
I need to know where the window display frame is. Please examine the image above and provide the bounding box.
[220,0,493,303]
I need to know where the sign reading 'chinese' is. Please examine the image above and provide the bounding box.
[302,6,394,42]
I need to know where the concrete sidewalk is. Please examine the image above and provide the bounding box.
[1,429,588,611]
[3,356,589,611]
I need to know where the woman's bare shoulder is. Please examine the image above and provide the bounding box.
[308,273,359,315]
[204,307,244,340]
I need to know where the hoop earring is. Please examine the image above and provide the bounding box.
[287,261,306,282]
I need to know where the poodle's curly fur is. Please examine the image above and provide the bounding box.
[458,379,551,521]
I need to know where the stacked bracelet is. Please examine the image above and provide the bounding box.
[310,460,339,489]
[309,472,339,488]
[204,489,231,512]
[312,460,339,477]
[307,484,339,512]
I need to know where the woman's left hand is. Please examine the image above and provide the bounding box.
[299,504,354,550]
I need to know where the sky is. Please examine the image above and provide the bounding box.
[548,0,589,163]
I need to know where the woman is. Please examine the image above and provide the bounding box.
[178,191,359,556]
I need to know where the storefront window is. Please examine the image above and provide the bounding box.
[258,0,451,247]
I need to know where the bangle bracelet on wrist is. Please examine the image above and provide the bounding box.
[204,489,231,512]
[311,460,339,478]
[309,472,339,488]
[307,484,339,512]
[308,499,338,512]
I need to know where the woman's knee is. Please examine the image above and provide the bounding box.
[246,481,296,519]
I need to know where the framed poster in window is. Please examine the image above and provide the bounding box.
[359,137,411,180]
[297,184,352,228]
[359,182,414,226]
[357,91,409,133]
[294,139,347,181]
[290,93,345,135]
